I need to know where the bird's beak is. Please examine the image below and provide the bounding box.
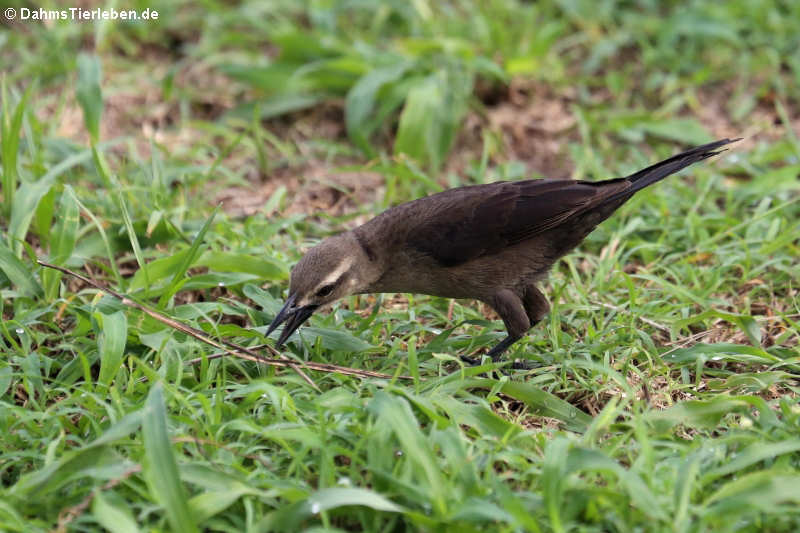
[265,293,318,347]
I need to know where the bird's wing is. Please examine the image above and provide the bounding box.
[406,179,628,267]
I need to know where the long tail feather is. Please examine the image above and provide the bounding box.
[624,138,741,194]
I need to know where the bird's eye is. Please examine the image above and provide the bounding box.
[316,284,335,297]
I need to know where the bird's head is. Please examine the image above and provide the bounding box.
[266,232,377,347]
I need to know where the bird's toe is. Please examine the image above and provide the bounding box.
[459,354,483,366]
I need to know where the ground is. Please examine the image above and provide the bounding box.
[1,1,799,531]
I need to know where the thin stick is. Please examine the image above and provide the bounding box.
[38,260,406,383]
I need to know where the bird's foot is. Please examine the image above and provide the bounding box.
[459,354,482,366]
[458,354,537,373]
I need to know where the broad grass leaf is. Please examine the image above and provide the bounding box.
[680,309,764,347]
[146,210,164,237]
[1,81,31,215]
[189,490,249,522]
[129,250,191,291]
[708,371,792,393]
[180,272,262,290]
[267,487,404,532]
[0,364,12,398]
[703,440,800,482]
[299,57,368,93]
[228,93,323,121]
[704,472,800,516]
[0,500,27,530]
[638,118,713,145]
[670,14,739,42]
[92,410,146,447]
[433,396,521,440]
[566,447,667,520]
[297,327,374,352]
[346,61,412,154]
[0,239,41,296]
[180,464,265,496]
[368,391,446,512]
[50,187,80,263]
[243,284,282,313]
[92,491,138,533]
[737,315,762,346]
[95,310,128,387]
[394,68,470,169]
[219,63,303,93]
[76,53,103,143]
[10,410,143,496]
[648,396,778,432]
[21,352,44,398]
[180,464,268,522]
[450,497,516,524]
[33,184,56,249]
[308,487,404,513]
[541,436,569,531]
[235,422,323,449]
[467,378,591,432]
[143,383,198,533]
[171,301,247,321]
[10,447,118,499]
[662,343,775,365]
[8,176,54,256]
[394,76,442,167]
[42,187,81,298]
[197,251,288,280]
[271,30,340,62]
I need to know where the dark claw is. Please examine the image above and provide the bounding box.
[457,354,537,377]
[460,354,482,366]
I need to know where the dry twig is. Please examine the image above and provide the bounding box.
[38,260,407,383]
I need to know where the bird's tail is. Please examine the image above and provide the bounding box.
[623,137,741,194]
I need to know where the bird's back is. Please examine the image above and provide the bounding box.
[356,139,737,297]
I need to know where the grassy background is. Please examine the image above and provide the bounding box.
[1,0,799,531]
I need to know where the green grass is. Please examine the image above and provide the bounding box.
[1,0,800,531]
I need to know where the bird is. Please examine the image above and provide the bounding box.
[266,138,739,366]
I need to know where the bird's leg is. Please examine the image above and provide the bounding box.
[460,286,550,369]
[460,334,531,370]
[485,334,522,361]
[522,284,550,327]
[460,289,529,367]
[480,285,550,370]
[487,288,533,362]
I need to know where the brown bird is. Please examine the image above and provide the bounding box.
[267,139,738,365]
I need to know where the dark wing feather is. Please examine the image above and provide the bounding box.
[403,139,739,268]
[407,179,625,267]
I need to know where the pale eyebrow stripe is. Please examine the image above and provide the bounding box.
[314,256,354,292]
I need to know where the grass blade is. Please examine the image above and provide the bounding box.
[117,191,150,293]
[65,186,123,286]
[0,239,41,296]
[76,53,103,143]
[142,383,198,533]
[92,491,139,533]
[10,410,143,497]
[95,310,128,387]
[369,391,447,515]
[1,81,31,217]
[468,378,592,432]
[158,206,219,308]
[8,176,54,256]
[42,187,80,298]
[345,61,411,154]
